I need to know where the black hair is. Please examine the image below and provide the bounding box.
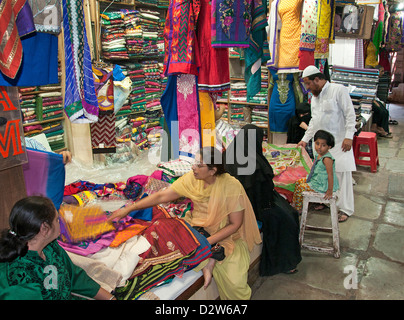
[0,196,57,262]
[307,72,326,81]
[199,146,226,176]
[314,130,335,148]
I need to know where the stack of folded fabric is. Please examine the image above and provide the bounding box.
[116,117,132,143]
[142,60,161,110]
[19,87,38,124]
[159,63,167,93]
[157,17,165,56]
[157,0,169,9]
[137,0,158,7]
[123,10,144,59]
[251,105,268,127]
[138,10,160,57]
[248,88,268,105]
[131,116,148,150]
[101,12,128,60]
[42,120,65,151]
[126,63,147,114]
[38,85,63,122]
[230,82,247,102]
[230,104,244,122]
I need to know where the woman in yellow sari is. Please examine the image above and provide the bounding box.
[109,147,262,300]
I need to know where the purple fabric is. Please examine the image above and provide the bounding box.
[15,1,35,36]
[22,147,65,210]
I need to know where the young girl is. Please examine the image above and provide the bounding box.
[292,130,339,212]
[0,196,115,300]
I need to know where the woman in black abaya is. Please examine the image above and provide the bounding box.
[224,124,302,276]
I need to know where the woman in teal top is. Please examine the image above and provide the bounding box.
[292,130,339,212]
[0,196,115,300]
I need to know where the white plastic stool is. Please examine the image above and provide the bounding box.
[299,191,340,258]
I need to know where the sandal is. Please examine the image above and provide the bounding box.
[283,269,298,275]
[378,133,393,139]
[338,212,349,223]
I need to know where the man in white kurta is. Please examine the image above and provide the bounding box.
[298,65,356,222]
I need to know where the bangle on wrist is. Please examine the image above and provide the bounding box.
[109,295,115,300]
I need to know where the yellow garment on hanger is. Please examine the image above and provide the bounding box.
[198,91,216,147]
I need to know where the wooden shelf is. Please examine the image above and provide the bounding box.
[23,117,65,127]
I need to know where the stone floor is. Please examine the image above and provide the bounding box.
[251,103,404,300]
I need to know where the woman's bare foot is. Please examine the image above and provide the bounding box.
[202,258,216,289]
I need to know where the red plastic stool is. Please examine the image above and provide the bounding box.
[353,131,379,172]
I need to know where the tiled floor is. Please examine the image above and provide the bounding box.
[251,103,404,300]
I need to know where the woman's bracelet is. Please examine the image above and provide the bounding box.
[109,295,115,300]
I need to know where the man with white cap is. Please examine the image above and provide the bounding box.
[297,65,356,222]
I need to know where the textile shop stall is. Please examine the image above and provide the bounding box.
[45,147,262,300]
[22,122,308,300]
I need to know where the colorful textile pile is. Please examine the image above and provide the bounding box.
[114,207,211,300]
[122,63,147,114]
[59,171,211,300]
[131,116,148,150]
[19,87,38,124]
[38,87,63,121]
[59,204,116,242]
[263,143,312,192]
[100,12,128,60]
[142,60,162,109]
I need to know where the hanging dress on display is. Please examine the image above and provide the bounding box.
[160,75,201,160]
[267,0,281,69]
[268,69,296,133]
[62,0,98,123]
[277,0,303,73]
[197,0,230,93]
[163,0,201,75]
[298,0,317,70]
[245,0,270,100]
[211,0,252,48]
[314,0,335,59]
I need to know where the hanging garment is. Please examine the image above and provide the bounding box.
[176,74,201,159]
[268,69,296,133]
[160,75,180,158]
[90,113,117,153]
[314,0,335,59]
[163,0,201,75]
[22,148,65,210]
[92,65,114,113]
[245,0,270,99]
[196,0,230,93]
[298,0,317,70]
[278,0,303,73]
[0,0,35,79]
[267,0,281,69]
[198,91,216,147]
[211,0,252,48]
[62,0,98,123]
[161,75,201,160]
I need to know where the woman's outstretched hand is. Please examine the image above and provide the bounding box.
[108,206,131,222]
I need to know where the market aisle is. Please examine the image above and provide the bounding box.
[251,103,404,300]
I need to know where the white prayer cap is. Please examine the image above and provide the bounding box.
[302,65,321,78]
